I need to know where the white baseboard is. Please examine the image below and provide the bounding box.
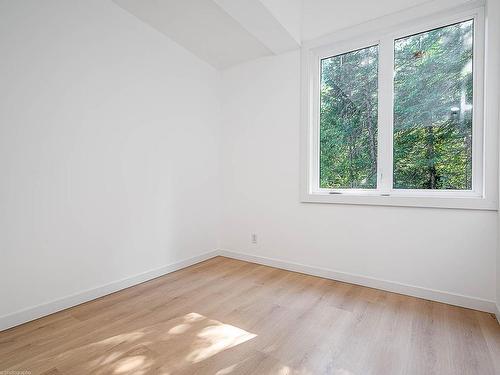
[0,250,219,331]
[219,250,497,314]
[2,248,497,331]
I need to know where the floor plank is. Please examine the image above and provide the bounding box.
[1,256,498,374]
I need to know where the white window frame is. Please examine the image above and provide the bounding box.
[300,1,498,210]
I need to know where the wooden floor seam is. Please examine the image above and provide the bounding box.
[1,256,499,374]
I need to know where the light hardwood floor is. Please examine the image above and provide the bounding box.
[1,256,499,374]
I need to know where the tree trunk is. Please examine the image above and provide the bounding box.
[464,129,472,189]
[363,62,376,183]
[426,126,437,189]
[365,98,376,180]
[348,133,354,188]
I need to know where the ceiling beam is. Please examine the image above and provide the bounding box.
[214,0,300,55]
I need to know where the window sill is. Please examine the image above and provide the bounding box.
[301,191,497,210]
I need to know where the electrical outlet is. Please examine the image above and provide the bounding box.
[251,233,257,244]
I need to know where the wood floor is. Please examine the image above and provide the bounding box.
[1,257,499,375]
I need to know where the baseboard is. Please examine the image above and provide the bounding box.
[219,250,497,314]
[2,248,496,331]
[0,250,219,331]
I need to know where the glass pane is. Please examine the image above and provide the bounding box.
[393,20,474,190]
[320,46,379,189]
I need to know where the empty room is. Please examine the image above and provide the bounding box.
[1,0,500,374]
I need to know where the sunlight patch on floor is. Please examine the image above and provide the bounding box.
[215,363,239,374]
[168,323,191,334]
[21,312,257,374]
[113,355,146,373]
[97,312,257,373]
[186,320,257,363]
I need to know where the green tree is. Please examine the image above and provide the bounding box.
[320,20,473,190]
[320,46,378,189]
[393,20,473,189]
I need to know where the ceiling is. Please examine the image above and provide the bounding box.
[113,0,300,69]
[113,0,472,69]
[302,0,435,40]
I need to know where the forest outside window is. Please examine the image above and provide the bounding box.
[319,45,379,190]
[393,20,473,190]
[301,6,494,209]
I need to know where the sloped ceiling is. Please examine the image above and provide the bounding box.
[300,0,472,41]
[113,0,300,69]
[114,0,473,69]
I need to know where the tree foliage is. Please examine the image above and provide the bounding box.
[320,20,473,190]
[320,46,378,189]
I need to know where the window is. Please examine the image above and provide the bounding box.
[301,5,496,209]
[320,46,379,189]
[393,21,474,190]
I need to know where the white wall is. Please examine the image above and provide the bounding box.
[491,0,500,317]
[1,0,499,329]
[0,0,221,322]
[301,0,471,41]
[220,47,497,309]
[260,0,302,44]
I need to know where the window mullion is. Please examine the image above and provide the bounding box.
[377,37,394,194]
